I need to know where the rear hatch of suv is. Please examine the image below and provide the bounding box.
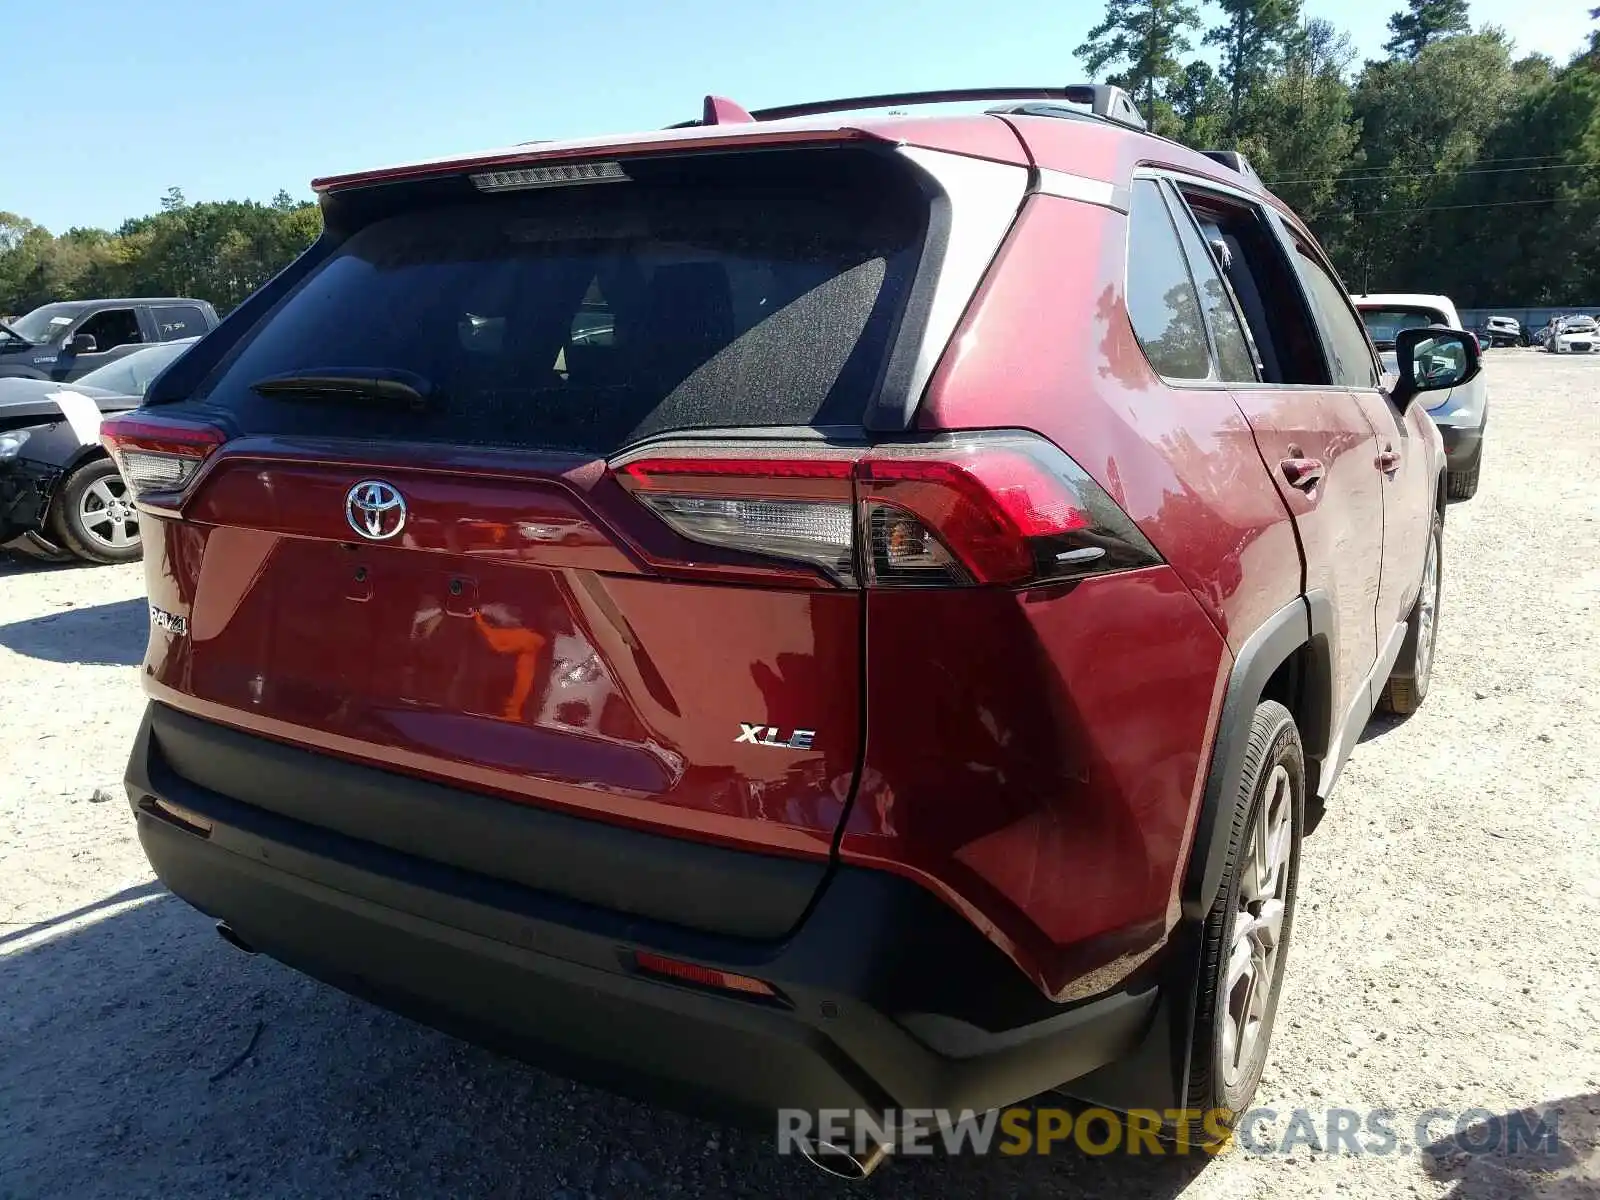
[117,144,967,939]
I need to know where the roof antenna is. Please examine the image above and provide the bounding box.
[701,95,755,126]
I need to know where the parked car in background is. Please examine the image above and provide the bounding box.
[0,298,217,382]
[0,338,197,563]
[108,84,1466,1166]
[1482,315,1523,347]
[1544,314,1597,354]
[1354,293,1488,500]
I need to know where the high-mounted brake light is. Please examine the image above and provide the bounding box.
[612,432,1162,590]
[470,161,629,192]
[99,413,227,499]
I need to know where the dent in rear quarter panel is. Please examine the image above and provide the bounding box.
[848,568,1228,1001]
[918,194,1302,653]
[893,192,1308,999]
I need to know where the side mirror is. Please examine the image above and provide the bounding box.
[66,332,98,354]
[1392,326,1480,410]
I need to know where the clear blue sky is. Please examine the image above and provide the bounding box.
[7,0,1593,232]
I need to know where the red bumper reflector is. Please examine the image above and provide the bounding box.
[633,951,778,998]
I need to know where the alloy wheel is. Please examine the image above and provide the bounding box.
[1415,526,1440,687]
[78,476,140,551]
[1221,763,1294,1088]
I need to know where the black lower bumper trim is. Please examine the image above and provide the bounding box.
[127,703,1160,1122]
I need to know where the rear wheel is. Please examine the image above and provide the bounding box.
[49,458,143,564]
[1447,445,1481,501]
[1182,700,1304,1140]
[1379,511,1442,715]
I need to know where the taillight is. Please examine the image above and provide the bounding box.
[611,432,1161,589]
[857,434,1159,586]
[617,453,859,586]
[99,413,227,499]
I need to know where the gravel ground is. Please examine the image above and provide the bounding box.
[2,351,1597,1200]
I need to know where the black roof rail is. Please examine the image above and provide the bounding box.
[673,85,1147,132]
[1199,150,1262,184]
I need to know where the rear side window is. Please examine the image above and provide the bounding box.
[1291,248,1379,388]
[196,152,926,455]
[1126,179,1211,380]
[153,305,208,341]
[1164,192,1259,382]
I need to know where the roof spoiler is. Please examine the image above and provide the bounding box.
[681,84,1147,132]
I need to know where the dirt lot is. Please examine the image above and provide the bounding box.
[2,351,1597,1200]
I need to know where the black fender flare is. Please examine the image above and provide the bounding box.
[1181,590,1335,919]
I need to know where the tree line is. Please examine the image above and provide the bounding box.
[0,188,319,319]
[3,0,1598,318]
[1080,0,1600,304]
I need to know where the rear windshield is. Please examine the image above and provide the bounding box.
[1357,306,1448,348]
[195,151,926,455]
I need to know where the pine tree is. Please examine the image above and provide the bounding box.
[1205,0,1303,136]
[1076,0,1203,131]
[1383,0,1472,60]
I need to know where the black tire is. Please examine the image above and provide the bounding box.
[1447,446,1481,501]
[1181,699,1304,1141]
[48,457,143,565]
[1379,510,1443,716]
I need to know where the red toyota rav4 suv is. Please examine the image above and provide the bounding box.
[108,85,1475,1164]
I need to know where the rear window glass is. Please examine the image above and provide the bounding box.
[1357,307,1447,347]
[196,153,925,455]
[153,304,208,341]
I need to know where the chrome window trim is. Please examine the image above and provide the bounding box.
[1033,168,1128,213]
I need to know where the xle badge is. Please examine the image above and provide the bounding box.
[735,724,816,750]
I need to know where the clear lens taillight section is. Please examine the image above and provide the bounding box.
[99,413,227,499]
[610,432,1162,590]
[617,455,859,586]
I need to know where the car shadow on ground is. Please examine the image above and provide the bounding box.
[0,893,1211,1200]
[1421,1094,1599,1199]
[0,551,86,576]
[0,597,146,667]
[1358,711,1407,745]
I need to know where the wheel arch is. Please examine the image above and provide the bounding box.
[1181,590,1334,919]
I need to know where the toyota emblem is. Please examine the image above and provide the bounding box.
[345,480,407,541]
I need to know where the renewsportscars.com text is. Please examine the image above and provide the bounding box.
[777,1105,1562,1158]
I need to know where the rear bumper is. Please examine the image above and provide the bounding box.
[1430,392,1487,473]
[126,703,1160,1124]
[1436,419,1485,471]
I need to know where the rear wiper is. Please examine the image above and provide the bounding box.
[250,367,434,412]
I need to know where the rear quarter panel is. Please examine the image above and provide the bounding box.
[852,194,1305,998]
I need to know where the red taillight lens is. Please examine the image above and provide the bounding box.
[857,434,1155,586]
[99,413,227,498]
[610,432,1161,589]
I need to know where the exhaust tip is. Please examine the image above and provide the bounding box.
[799,1139,889,1180]
[215,921,256,955]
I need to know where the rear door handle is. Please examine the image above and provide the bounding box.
[1377,448,1401,473]
[1280,457,1325,490]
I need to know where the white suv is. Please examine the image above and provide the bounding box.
[1354,293,1489,501]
